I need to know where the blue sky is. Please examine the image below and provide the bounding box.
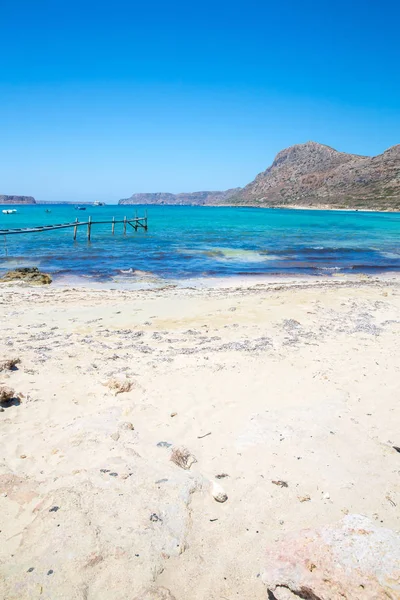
[0,0,399,202]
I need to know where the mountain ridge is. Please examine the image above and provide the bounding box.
[230,142,399,209]
[119,142,400,210]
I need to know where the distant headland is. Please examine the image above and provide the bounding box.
[0,195,36,205]
[119,142,400,211]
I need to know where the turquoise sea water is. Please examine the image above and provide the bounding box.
[0,205,400,281]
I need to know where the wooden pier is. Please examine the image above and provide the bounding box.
[0,215,148,240]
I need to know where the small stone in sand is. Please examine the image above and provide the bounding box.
[170,447,197,470]
[119,421,134,430]
[212,481,228,503]
[157,441,172,448]
[0,358,21,372]
[47,570,53,575]
[0,385,17,403]
[150,513,162,522]
[103,377,134,395]
[20,454,27,459]
[272,480,289,488]
[49,506,60,513]
[170,412,177,417]
[110,432,120,441]
[298,495,311,502]
[215,473,229,479]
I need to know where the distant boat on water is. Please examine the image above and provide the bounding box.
[93,201,106,206]
[2,209,17,214]
[75,206,87,211]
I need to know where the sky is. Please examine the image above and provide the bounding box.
[0,0,399,203]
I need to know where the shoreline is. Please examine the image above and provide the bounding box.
[207,203,400,212]
[2,202,400,213]
[10,269,400,291]
[119,203,400,213]
[2,271,400,299]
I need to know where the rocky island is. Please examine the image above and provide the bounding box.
[0,195,36,205]
[119,141,400,211]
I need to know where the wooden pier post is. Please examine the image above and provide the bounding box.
[73,218,78,241]
[87,216,92,242]
[112,217,115,235]
[123,216,127,235]
[135,209,138,231]
[145,209,148,231]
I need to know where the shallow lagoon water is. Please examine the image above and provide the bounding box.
[1,205,400,281]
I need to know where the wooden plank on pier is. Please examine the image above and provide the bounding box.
[0,216,147,237]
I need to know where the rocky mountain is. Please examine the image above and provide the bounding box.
[119,142,400,210]
[229,142,400,209]
[119,189,241,206]
[0,195,36,205]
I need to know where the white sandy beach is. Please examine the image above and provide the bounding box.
[1,276,400,599]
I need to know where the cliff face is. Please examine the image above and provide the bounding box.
[118,142,400,210]
[119,189,241,206]
[0,195,36,205]
[229,142,400,209]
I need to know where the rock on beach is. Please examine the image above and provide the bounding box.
[262,514,400,599]
[0,385,17,404]
[0,267,52,285]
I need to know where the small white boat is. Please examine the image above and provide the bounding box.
[2,209,17,214]
[93,201,105,206]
